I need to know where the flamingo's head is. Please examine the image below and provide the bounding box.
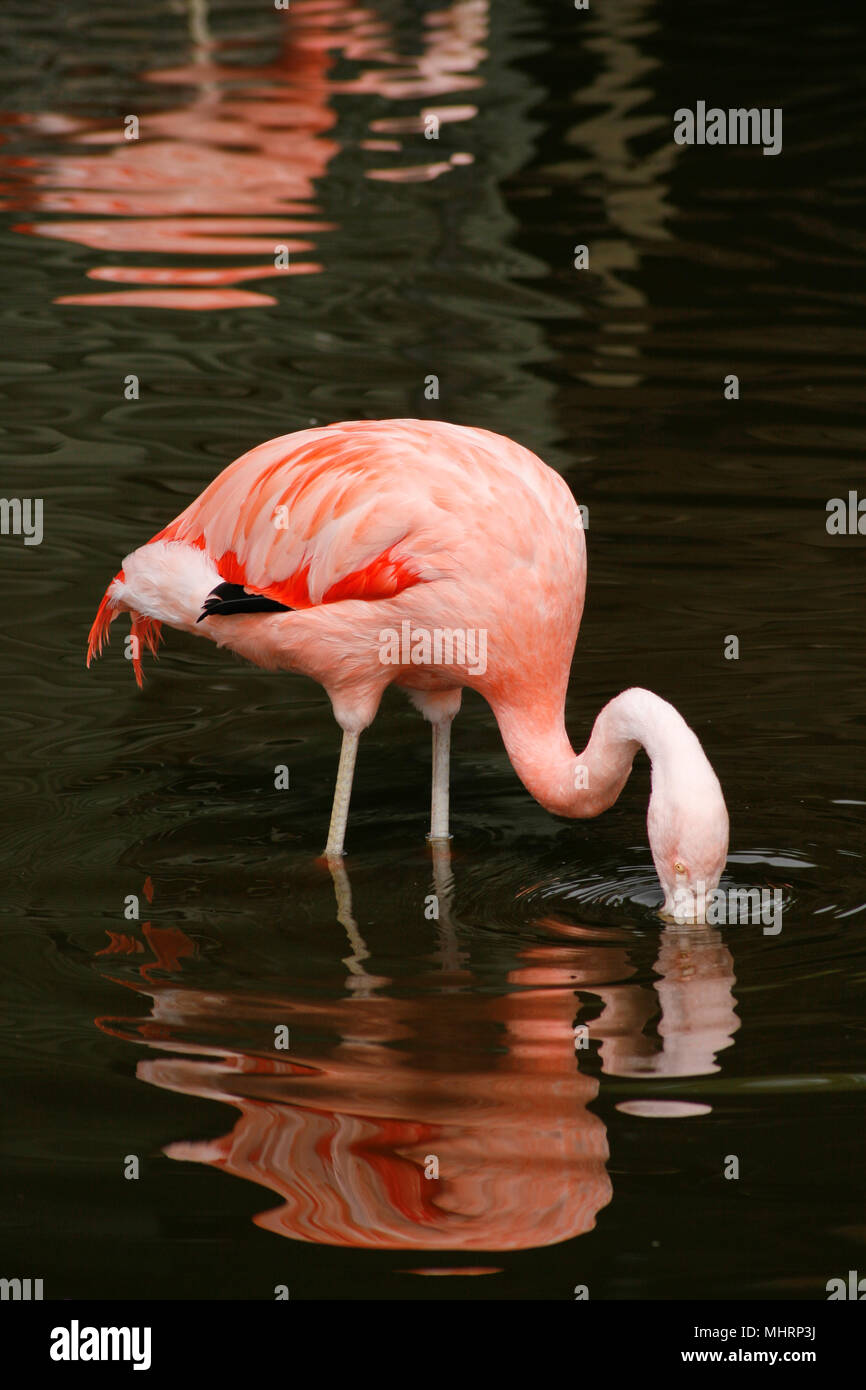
[648,769,729,923]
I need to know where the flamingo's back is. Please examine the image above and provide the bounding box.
[153,419,578,604]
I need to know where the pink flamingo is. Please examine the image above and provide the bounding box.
[87,419,728,916]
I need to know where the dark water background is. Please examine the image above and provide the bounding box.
[1,0,864,1298]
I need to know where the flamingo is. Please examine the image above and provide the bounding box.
[87,418,728,917]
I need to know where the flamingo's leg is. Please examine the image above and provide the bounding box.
[402,687,461,841]
[429,716,453,841]
[324,730,359,857]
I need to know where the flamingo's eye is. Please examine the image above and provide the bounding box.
[674,861,686,875]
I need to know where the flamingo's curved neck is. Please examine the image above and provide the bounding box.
[492,687,703,820]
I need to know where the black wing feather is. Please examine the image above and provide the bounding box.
[196,582,292,623]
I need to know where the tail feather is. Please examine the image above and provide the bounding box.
[86,570,126,666]
[86,572,165,689]
[87,540,220,686]
[129,614,164,688]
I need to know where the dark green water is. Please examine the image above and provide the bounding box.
[1,0,864,1299]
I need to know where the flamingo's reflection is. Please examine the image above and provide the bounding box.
[0,0,488,308]
[95,848,738,1251]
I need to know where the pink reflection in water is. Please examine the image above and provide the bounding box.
[0,0,486,308]
[94,862,738,1252]
[96,924,611,1252]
